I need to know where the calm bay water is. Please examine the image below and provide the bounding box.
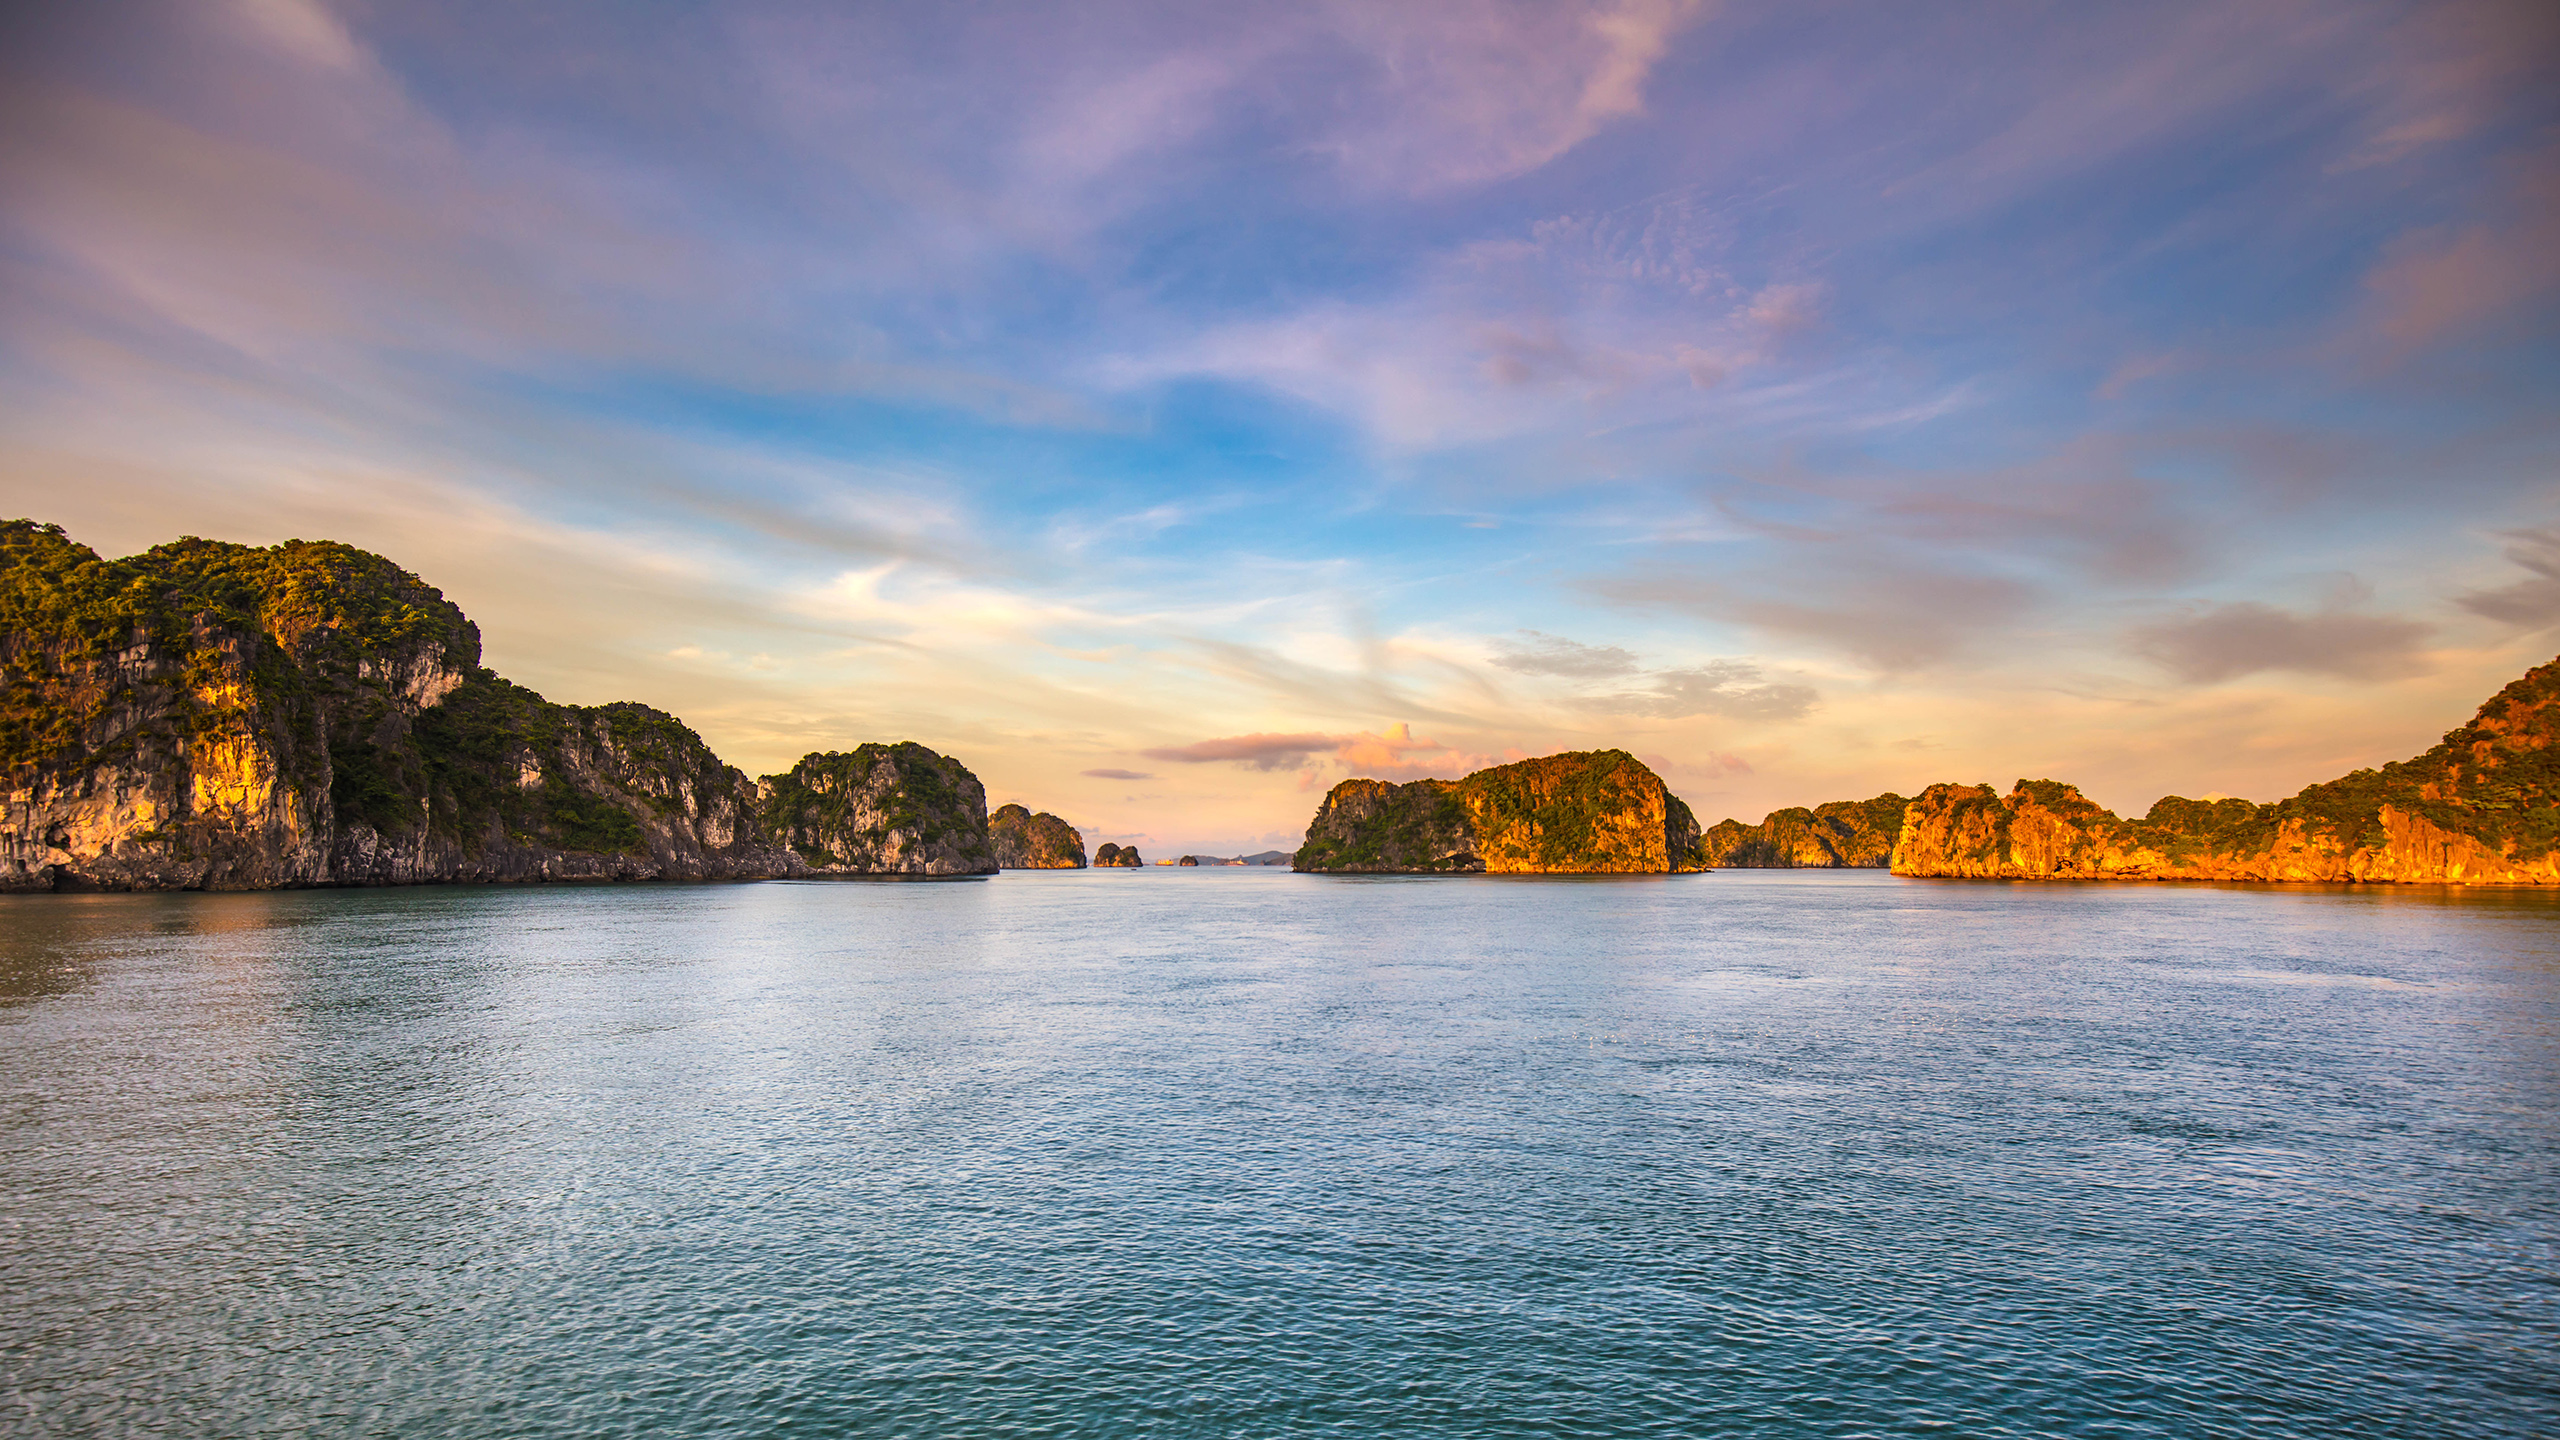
[1,869,2554,1438]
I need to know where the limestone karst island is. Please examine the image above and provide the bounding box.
[0,521,1007,888]
[1697,658,2560,886]
[12,7,2552,1431]
[1291,751,1706,873]
[5,518,2557,891]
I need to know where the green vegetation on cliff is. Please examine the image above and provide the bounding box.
[989,803,1087,868]
[0,521,475,784]
[759,743,996,875]
[392,677,742,858]
[1291,778,1475,872]
[0,520,996,889]
[1295,750,1705,874]
[0,522,474,676]
[2249,662,2560,859]
[1890,655,2560,884]
[1468,751,1703,872]
[1701,793,1909,868]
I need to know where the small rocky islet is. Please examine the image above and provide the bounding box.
[989,803,1087,869]
[7,519,2556,889]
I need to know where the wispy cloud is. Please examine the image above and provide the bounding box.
[1489,630,1640,678]
[2361,142,2560,355]
[2130,601,2433,684]
[1142,732,1343,770]
[2333,0,2560,169]
[2456,529,2560,632]
[1490,632,1817,720]
[1596,662,1817,721]
[1312,0,1712,191]
[1140,722,1487,781]
[1593,558,2037,671]
[234,0,362,70]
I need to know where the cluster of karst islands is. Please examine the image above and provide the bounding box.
[5,519,2558,892]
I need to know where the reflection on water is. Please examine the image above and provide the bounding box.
[0,934,84,1006]
[1,870,2555,1438]
[0,890,311,1005]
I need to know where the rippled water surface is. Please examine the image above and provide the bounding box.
[3,870,2556,1437]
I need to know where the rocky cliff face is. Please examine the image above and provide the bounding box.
[0,521,990,890]
[1294,750,1706,874]
[989,803,1086,868]
[1294,777,1476,872]
[1700,793,1908,868]
[1092,843,1144,867]
[757,743,996,876]
[1891,655,2560,884]
[325,679,798,885]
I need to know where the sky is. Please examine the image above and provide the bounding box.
[2,0,2557,857]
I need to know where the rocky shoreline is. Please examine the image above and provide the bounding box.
[11,518,2555,893]
[0,521,1001,891]
[1704,654,2560,886]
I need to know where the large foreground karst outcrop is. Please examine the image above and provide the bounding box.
[0,520,995,889]
[988,803,1087,868]
[1293,749,1706,874]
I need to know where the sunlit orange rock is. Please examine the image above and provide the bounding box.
[1890,656,2560,885]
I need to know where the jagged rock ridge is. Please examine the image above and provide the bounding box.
[0,520,994,889]
[1700,793,1909,868]
[1294,750,1706,874]
[1889,654,2560,884]
[989,803,1087,868]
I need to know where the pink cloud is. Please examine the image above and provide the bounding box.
[1745,281,1824,339]
[1141,731,1340,769]
[1145,722,1494,780]
[2335,0,2560,170]
[2364,152,2560,353]
[2129,600,2433,684]
[2096,351,2186,400]
[1314,0,1711,191]
[234,0,362,70]
[1330,721,1448,771]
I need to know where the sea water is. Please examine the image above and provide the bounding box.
[1,869,2553,1437]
